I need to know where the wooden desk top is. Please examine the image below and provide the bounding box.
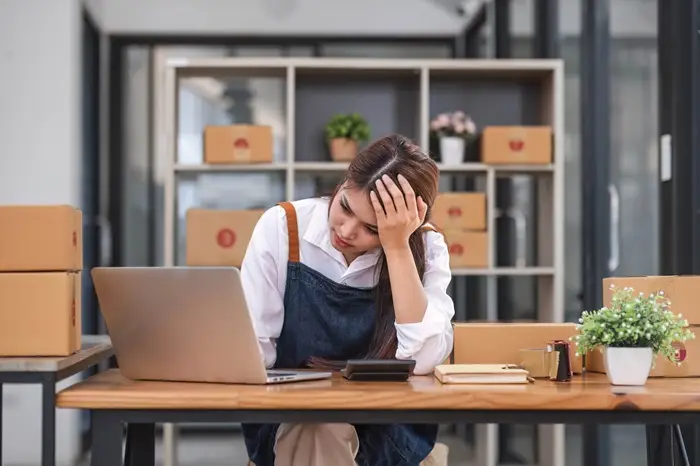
[56,369,700,412]
[0,335,113,373]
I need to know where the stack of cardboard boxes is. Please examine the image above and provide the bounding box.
[186,124,274,267]
[0,205,83,356]
[429,192,488,268]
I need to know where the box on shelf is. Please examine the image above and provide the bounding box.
[585,275,700,377]
[443,230,488,268]
[203,125,273,164]
[453,322,583,374]
[430,192,486,231]
[186,209,265,267]
[0,205,82,272]
[0,272,81,356]
[481,126,552,165]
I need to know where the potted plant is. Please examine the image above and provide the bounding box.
[430,111,478,165]
[324,113,370,162]
[573,285,695,386]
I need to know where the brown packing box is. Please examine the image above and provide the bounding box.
[443,230,488,268]
[453,322,583,374]
[0,272,81,356]
[586,276,700,377]
[0,205,82,272]
[481,126,553,165]
[204,125,274,164]
[186,209,265,267]
[602,275,700,324]
[430,192,486,231]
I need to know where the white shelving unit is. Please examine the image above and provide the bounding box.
[155,56,565,466]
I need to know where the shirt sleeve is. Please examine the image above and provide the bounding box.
[394,229,455,375]
[240,205,287,369]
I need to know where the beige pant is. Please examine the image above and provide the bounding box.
[248,423,448,466]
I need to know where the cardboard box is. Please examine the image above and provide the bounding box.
[444,230,488,268]
[585,276,700,377]
[0,205,82,272]
[481,126,552,165]
[186,209,265,267]
[453,322,583,374]
[0,272,81,356]
[430,192,486,231]
[204,125,273,164]
[602,275,700,324]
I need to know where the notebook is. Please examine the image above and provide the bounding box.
[434,364,530,384]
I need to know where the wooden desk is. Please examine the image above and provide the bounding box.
[57,369,700,466]
[0,335,114,466]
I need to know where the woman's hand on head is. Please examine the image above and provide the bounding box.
[370,174,428,251]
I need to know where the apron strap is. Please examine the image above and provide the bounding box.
[277,202,300,263]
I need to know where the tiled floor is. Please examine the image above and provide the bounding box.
[70,424,649,466]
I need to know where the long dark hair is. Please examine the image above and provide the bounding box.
[310,134,439,367]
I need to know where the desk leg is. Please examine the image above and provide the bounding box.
[42,376,56,466]
[124,423,155,466]
[90,411,122,466]
[646,425,681,466]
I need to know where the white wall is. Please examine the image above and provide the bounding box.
[0,0,83,206]
[98,0,464,36]
[0,0,84,464]
[94,0,656,39]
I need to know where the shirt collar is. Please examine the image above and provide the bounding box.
[303,199,382,269]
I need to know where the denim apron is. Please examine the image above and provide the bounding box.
[241,202,438,466]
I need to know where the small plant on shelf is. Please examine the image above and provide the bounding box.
[325,113,371,162]
[429,111,478,165]
[572,285,695,386]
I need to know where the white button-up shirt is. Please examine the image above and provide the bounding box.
[240,197,455,375]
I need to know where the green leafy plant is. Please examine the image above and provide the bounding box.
[572,285,695,365]
[324,113,370,142]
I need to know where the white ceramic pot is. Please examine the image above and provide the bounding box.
[440,137,465,165]
[603,347,653,386]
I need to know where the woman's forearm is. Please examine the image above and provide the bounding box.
[384,244,428,324]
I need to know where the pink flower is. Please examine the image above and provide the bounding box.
[464,117,477,134]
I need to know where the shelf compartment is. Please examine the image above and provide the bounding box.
[294,67,421,162]
[294,172,345,200]
[173,172,285,266]
[176,64,289,166]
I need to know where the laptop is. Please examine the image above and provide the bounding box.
[91,266,332,385]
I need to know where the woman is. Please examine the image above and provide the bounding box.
[240,134,455,466]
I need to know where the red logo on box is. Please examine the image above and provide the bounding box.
[71,299,76,327]
[216,228,236,248]
[72,231,77,247]
[233,138,250,149]
[509,139,524,151]
[449,244,464,255]
[447,207,462,217]
[672,341,687,362]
